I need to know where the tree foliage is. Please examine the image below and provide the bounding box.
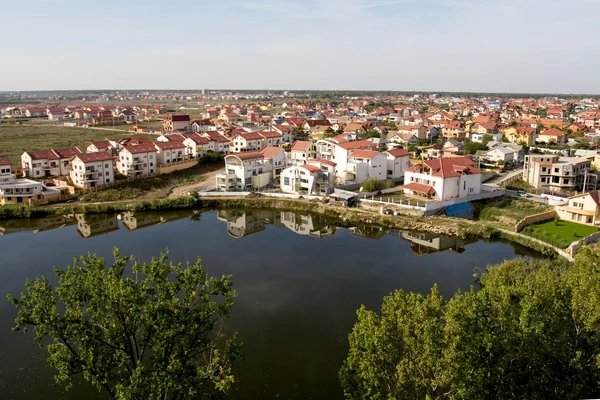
[9,250,242,400]
[340,245,600,399]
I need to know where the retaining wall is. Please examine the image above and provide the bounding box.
[515,210,557,232]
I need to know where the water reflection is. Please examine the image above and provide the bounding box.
[0,209,543,259]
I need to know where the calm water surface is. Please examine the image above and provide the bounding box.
[0,209,544,399]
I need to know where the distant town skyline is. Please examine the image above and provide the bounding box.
[1,0,599,93]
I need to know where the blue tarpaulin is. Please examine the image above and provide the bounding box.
[445,202,474,220]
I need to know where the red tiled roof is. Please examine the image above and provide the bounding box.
[402,182,436,195]
[540,128,566,137]
[154,141,187,150]
[227,152,264,161]
[422,156,480,178]
[75,151,114,163]
[386,149,410,158]
[182,133,210,145]
[350,149,380,159]
[0,156,12,165]
[202,131,230,143]
[309,158,337,167]
[259,146,284,159]
[235,132,264,141]
[259,130,283,139]
[88,140,112,150]
[122,144,157,154]
[291,141,312,152]
[53,148,82,159]
[300,164,321,173]
[165,114,190,122]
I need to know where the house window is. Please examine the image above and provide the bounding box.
[554,168,559,173]
[463,181,466,190]
[284,177,290,186]
[105,172,109,176]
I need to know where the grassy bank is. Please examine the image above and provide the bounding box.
[473,196,553,230]
[521,220,598,249]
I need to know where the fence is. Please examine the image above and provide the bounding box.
[515,210,556,233]
[567,231,600,259]
[197,191,324,201]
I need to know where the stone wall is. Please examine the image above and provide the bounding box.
[515,210,556,232]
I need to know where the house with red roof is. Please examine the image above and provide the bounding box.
[162,113,191,132]
[200,131,231,154]
[347,150,387,183]
[315,138,378,182]
[217,152,268,191]
[385,148,411,180]
[402,156,482,201]
[441,121,466,140]
[0,156,13,175]
[154,140,187,165]
[537,128,567,145]
[290,140,316,166]
[86,140,115,155]
[70,151,115,189]
[280,159,337,196]
[117,143,158,177]
[21,147,82,178]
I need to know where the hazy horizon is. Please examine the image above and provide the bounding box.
[2,0,599,93]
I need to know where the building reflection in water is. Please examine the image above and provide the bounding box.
[120,210,192,231]
[0,214,77,235]
[401,231,475,255]
[76,214,119,238]
[216,209,336,238]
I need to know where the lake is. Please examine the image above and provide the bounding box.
[0,209,544,399]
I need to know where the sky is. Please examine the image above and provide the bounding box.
[1,0,599,93]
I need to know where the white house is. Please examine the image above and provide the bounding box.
[86,140,115,154]
[200,131,231,154]
[259,146,287,181]
[117,144,158,177]
[485,146,514,164]
[231,132,265,153]
[21,148,82,178]
[470,132,503,143]
[315,139,377,182]
[280,159,336,195]
[216,152,272,191]
[154,140,187,165]
[385,148,411,180]
[347,150,387,183]
[1,156,62,205]
[403,156,482,201]
[289,140,316,165]
[70,152,115,188]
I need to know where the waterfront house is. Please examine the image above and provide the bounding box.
[1,157,62,205]
[556,190,600,225]
[346,150,387,184]
[259,146,287,181]
[21,147,82,178]
[216,152,272,191]
[117,144,158,177]
[70,152,115,189]
[523,155,591,192]
[402,156,482,201]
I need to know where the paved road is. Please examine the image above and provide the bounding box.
[504,189,548,203]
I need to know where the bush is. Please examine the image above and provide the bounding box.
[198,153,224,165]
[362,178,383,192]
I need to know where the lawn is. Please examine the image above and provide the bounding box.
[0,125,152,165]
[522,220,599,249]
[474,196,553,229]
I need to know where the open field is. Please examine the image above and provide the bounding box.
[522,220,599,249]
[0,125,154,165]
[473,196,554,229]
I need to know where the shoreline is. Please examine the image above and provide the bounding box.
[0,196,560,258]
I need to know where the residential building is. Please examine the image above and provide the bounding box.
[70,152,115,188]
[470,133,503,143]
[304,119,331,132]
[289,141,316,165]
[346,150,387,183]
[420,144,443,160]
[163,114,191,132]
[387,132,418,145]
[280,159,336,195]
[216,152,271,191]
[556,190,600,225]
[402,156,482,201]
[76,214,119,238]
[259,146,287,181]
[441,121,466,140]
[523,155,591,192]
[117,144,158,177]
[537,128,568,144]
[315,139,377,182]
[396,124,428,139]
[485,146,514,164]
[154,140,187,165]
[385,148,411,180]
[200,131,231,154]
[1,157,62,205]
[231,131,264,153]
[191,119,215,132]
[21,148,82,178]
[503,126,536,145]
[86,140,115,154]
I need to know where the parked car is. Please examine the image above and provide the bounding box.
[517,190,530,198]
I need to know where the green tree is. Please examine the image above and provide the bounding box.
[8,250,242,400]
[340,249,600,400]
[463,140,487,155]
[362,177,383,192]
[365,129,382,139]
